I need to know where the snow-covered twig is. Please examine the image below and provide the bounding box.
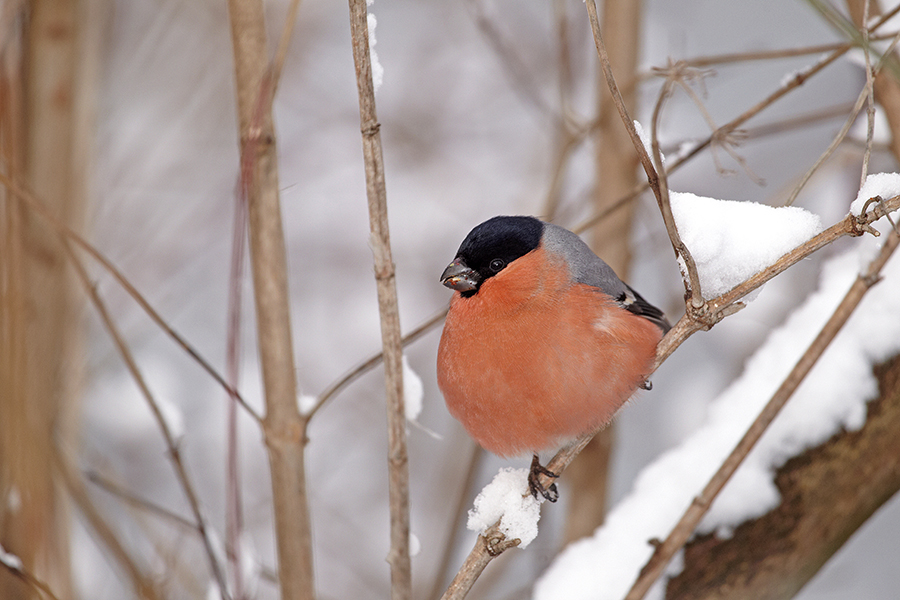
[347,0,412,598]
[624,221,900,600]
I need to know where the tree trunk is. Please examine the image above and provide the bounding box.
[666,354,900,600]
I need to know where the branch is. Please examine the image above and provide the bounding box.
[666,352,900,600]
[225,0,314,598]
[624,226,900,600]
[346,1,411,599]
[0,171,262,423]
[586,0,704,309]
[64,240,230,599]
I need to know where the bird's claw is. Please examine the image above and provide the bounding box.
[528,454,559,502]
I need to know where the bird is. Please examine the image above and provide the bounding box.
[436,215,670,501]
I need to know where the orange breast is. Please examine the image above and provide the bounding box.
[436,246,662,458]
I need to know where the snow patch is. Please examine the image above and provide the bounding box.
[467,468,541,549]
[670,192,823,299]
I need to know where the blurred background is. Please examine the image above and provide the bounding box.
[2,0,899,598]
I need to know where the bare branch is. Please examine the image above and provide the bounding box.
[346,0,411,598]
[0,172,262,423]
[64,239,231,599]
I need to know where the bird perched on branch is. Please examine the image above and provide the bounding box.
[437,216,670,501]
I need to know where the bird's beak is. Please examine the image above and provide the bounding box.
[441,257,481,292]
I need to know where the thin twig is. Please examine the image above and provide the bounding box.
[624,226,900,600]
[347,0,411,598]
[649,76,704,308]
[86,470,199,532]
[309,308,446,419]
[64,239,231,600]
[786,84,870,206]
[53,449,163,600]
[786,26,900,206]
[0,172,262,423]
[429,444,483,600]
[861,0,876,187]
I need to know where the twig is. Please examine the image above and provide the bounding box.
[573,3,900,235]
[785,83,870,206]
[226,0,315,598]
[860,0,876,187]
[347,1,411,598]
[786,26,900,206]
[624,224,900,600]
[309,308,446,419]
[429,444,483,600]
[649,76,704,308]
[586,0,705,310]
[0,172,262,423]
[86,470,198,532]
[53,449,163,600]
[64,240,230,600]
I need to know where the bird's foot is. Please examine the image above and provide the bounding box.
[528,454,559,502]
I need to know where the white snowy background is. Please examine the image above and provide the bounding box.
[64,0,900,598]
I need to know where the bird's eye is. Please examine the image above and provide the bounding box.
[489,258,506,272]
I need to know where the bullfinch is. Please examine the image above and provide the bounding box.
[436,216,670,501]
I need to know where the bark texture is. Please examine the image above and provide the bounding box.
[666,354,900,600]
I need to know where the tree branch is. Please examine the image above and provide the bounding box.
[666,352,900,600]
[624,226,900,600]
[225,0,314,598]
[346,1,412,599]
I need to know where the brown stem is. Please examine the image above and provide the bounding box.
[346,1,412,598]
[65,240,230,599]
[225,0,314,598]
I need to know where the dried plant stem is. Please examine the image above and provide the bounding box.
[347,1,411,599]
[0,171,261,422]
[64,241,230,599]
[226,0,314,598]
[585,0,704,309]
[54,451,163,600]
[624,226,900,600]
